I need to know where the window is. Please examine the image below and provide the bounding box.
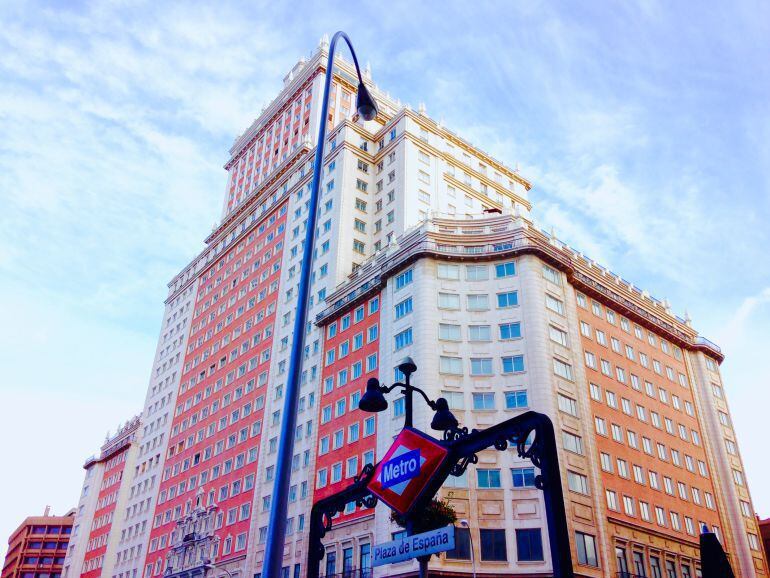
[505,390,528,409]
[545,294,564,314]
[480,529,507,561]
[395,269,413,290]
[439,323,461,341]
[563,432,583,454]
[440,356,462,375]
[499,322,521,340]
[469,324,491,341]
[553,358,573,380]
[393,397,405,417]
[543,264,560,284]
[467,294,490,311]
[466,265,488,281]
[437,263,460,280]
[438,292,460,309]
[549,325,568,346]
[442,390,465,409]
[497,291,519,308]
[558,395,578,416]
[472,392,495,410]
[575,532,598,567]
[567,471,589,494]
[446,527,471,560]
[516,529,543,561]
[477,469,501,488]
[511,467,536,488]
[394,328,413,350]
[502,355,525,373]
[495,262,516,278]
[471,358,493,375]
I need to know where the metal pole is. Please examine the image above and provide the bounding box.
[262,31,369,578]
[403,373,413,428]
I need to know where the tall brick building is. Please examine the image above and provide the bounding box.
[95,37,767,578]
[2,509,75,578]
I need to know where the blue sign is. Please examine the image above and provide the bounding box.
[373,526,456,567]
[381,448,421,489]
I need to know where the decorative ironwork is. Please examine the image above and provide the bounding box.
[307,411,574,578]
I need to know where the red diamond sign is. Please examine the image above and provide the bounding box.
[367,427,448,516]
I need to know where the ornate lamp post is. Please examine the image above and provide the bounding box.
[359,357,459,431]
[261,31,378,578]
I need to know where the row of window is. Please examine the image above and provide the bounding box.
[576,293,684,362]
[606,489,708,536]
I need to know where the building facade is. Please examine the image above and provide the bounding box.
[114,37,767,578]
[2,509,75,578]
[64,418,141,578]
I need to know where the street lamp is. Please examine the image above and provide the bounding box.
[359,358,458,431]
[459,520,476,578]
[261,31,378,578]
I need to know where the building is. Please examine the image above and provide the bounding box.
[64,417,141,578]
[123,36,767,578]
[2,508,75,578]
[761,518,770,575]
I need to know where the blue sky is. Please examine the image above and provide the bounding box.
[1,0,769,554]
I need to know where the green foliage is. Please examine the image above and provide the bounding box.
[389,498,457,534]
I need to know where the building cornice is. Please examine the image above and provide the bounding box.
[316,214,724,363]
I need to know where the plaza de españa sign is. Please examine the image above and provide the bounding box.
[367,427,448,516]
[372,525,455,567]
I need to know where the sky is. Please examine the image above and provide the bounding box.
[1,0,769,556]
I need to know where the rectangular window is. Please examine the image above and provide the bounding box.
[575,532,598,567]
[468,324,491,341]
[502,355,525,373]
[505,390,528,409]
[545,294,564,314]
[395,269,413,290]
[515,529,543,561]
[477,469,501,488]
[472,392,495,410]
[438,292,461,309]
[567,471,589,494]
[495,262,516,278]
[499,322,521,340]
[439,323,461,341]
[497,291,519,308]
[394,328,413,350]
[466,265,488,281]
[437,263,460,280]
[553,358,573,380]
[470,358,493,375]
[563,431,583,454]
[467,294,490,311]
[558,395,578,416]
[511,467,536,488]
[480,529,507,561]
[549,325,568,346]
[440,356,462,375]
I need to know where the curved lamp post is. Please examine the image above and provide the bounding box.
[262,31,378,578]
[359,357,459,431]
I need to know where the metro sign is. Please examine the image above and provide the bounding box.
[368,427,448,516]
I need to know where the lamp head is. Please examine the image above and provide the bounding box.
[356,82,378,121]
[398,356,417,379]
[430,397,459,431]
[359,377,387,413]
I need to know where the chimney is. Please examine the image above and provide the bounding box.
[44,505,51,517]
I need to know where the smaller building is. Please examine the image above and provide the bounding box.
[63,416,141,578]
[760,517,770,574]
[2,508,76,578]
